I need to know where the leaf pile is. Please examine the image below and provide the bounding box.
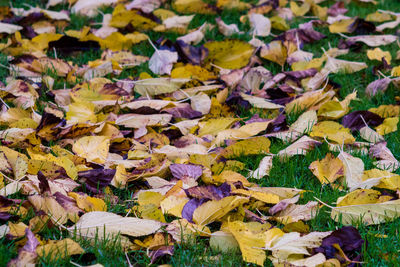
[0,0,400,266]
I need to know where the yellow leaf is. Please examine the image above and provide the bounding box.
[171,64,216,80]
[260,40,287,66]
[72,136,110,164]
[367,48,392,64]
[363,169,400,191]
[228,221,273,266]
[204,40,254,69]
[309,153,344,184]
[31,57,72,77]
[317,101,347,120]
[198,117,237,136]
[285,89,335,114]
[8,222,28,238]
[212,170,251,186]
[369,104,400,118]
[232,188,280,204]
[317,91,356,120]
[328,19,355,33]
[9,118,38,129]
[0,146,28,180]
[211,121,271,147]
[135,204,166,222]
[290,1,310,16]
[30,33,63,51]
[366,11,393,22]
[292,57,325,71]
[220,136,270,159]
[27,149,78,180]
[376,117,399,135]
[109,5,159,30]
[336,189,383,207]
[66,101,97,125]
[37,238,84,260]
[216,0,250,10]
[256,187,304,201]
[337,152,372,191]
[69,192,107,212]
[310,121,355,144]
[111,164,130,188]
[173,0,216,14]
[28,195,68,224]
[311,4,327,21]
[0,107,31,125]
[137,191,165,206]
[192,196,248,225]
[160,195,189,217]
[270,16,289,31]
[99,32,144,51]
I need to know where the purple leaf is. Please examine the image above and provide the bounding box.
[148,245,174,264]
[342,111,384,131]
[170,164,203,180]
[366,78,391,97]
[184,183,231,201]
[23,228,40,253]
[78,169,116,194]
[182,198,208,223]
[314,226,365,265]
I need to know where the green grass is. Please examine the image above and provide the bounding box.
[2,0,400,266]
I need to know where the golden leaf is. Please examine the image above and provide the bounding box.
[72,136,110,164]
[192,196,249,225]
[309,153,344,184]
[310,121,355,144]
[204,40,254,69]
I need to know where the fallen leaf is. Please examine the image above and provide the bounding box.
[72,0,117,17]
[367,48,392,64]
[72,136,110,164]
[260,41,287,66]
[36,238,84,260]
[249,14,271,37]
[248,156,273,179]
[309,153,344,184]
[228,221,271,266]
[204,40,254,69]
[310,121,355,144]
[265,231,331,259]
[376,117,399,135]
[331,199,400,225]
[209,231,239,253]
[216,17,243,36]
[192,196,249,225]
[69,211,163,245]
[149,49,178,75]
[278,135,322,158]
